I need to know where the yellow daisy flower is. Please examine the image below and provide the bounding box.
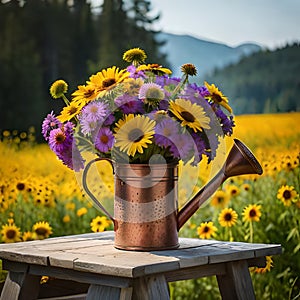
[87,66,129,98]
[252,256,273,274]
[22,231,35,242]
[137,63,172,75]
[123,48,147,65]
[210,190,230,208]
[57,101,85,122]
[71,84,97,105]
[218,208,238,227]
[226,184,240,197]
[277,185,299,207]
[1,223,22,243]
[123,78,144,96]
[204,81,232,113]
[32,221,53,240]
[197,221,218,239]
[49,79,68,99]
[242,204,262,223]
[77,207,88,217]
[90,216,111,232]
[114,114,155,157]
[169,98,210,132]
[63,215,71,223]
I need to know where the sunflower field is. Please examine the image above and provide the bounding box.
[1,112,299,299]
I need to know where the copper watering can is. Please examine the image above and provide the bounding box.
[82,138,263,251]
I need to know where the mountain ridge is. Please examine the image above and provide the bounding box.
[158,32,262,78]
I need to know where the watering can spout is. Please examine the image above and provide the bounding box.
[177,139,263,230]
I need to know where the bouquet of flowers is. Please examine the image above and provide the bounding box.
[42,48,235,171]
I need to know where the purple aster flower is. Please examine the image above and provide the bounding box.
[188,83,210,98]
[80,101,108,123]
[48,127,72,153]
[169,132,194,163]
[154,118,180,148]
[127,65,146,79]
[56,143,85,172]
[138,83,165,105]
[80,119,98,135]
[48,125,84,171]
[214,107,235,136]
[94,127,114,153]
[103,113,115,126]
[190,132,207,166]
[41,111,61,141]
[115,94,144,114]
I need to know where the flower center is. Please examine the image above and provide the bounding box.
[283,190,291,199]
[100,135,109,144]
[55,133,66,144]
[212,93,223,103]
[16,183,25,191]
[203,226,209,233]
[249,209,257,217]
[128,128,144,142]
[35,228,48,235]
[224,213,232,221]
[102,78,116,88]
[6,229,16,239]
[180,111,195,122]
[90,106,98,114]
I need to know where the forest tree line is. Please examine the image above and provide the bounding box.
[1,0,299,140]
[0,0,168,138]
[206,43,300,114]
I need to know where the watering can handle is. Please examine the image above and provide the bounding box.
[82,157,115,223]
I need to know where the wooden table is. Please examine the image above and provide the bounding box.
[0,231,281,300]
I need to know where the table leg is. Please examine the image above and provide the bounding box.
[216,260,256,300]
[0,271,40,300]
[132,274,170,300]
[87,284,133,300]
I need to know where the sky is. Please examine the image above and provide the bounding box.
[91,0,300,49]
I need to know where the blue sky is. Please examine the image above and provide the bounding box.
[150,0,300,49]
[91,0,300,49]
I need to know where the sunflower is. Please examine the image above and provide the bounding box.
[218,208,238,227]
[252,256,273,274]
[197,221,218,239]
[169,98,210,132]
[90,216,111,232]
[57,101,85,122]
[87,66,129,98]
[204,81,232,113]
[71,84,97,106]
[226,184,240,197]
[242,204,262,223]
[77,207,88,217]
[114,114,155,157]
[210,190,230,208]
[49,80,68,99]
[32,221,53,240]
[277,185,299,206]
[1,223,22,243]
[22,231,35,242]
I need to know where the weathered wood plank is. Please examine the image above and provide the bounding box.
[29,264,132,288]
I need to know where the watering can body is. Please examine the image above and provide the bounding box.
[82,139,263,251]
